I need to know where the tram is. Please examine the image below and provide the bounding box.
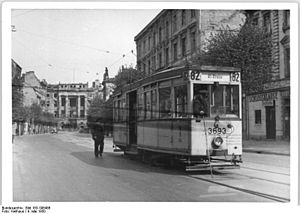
[112,65,242,171]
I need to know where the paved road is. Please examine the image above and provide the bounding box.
[13,132,289,202]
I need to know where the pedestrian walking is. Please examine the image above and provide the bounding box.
[91,121,105,158]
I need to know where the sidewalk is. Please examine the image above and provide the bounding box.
[243,139,290,156]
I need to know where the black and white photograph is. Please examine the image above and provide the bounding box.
[1,1,299,213]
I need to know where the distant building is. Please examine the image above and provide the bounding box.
[135,9,246,75]
[102,67,115,101]
[21,71,48,109]
[243,10,290,140]
[12,59,22,81]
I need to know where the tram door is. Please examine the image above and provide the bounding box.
[128,91,137,145]
[266,105,276,139]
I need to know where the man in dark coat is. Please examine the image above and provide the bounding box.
[91,122,105,158]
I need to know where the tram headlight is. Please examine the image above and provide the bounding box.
[212,137,223,148]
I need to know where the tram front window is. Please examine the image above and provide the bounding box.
[193,84,209,117]
[211,84,239,118]
[193,84,239,118]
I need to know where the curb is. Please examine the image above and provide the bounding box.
[243,149,290,156]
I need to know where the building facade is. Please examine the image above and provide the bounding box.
[135,9,245,75]
[21,71,48,109]
[244,10,290,140]
[46,83,93,129]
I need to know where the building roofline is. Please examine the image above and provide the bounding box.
[134,9,165,41]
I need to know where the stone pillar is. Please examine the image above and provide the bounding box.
[58,95,61,118]
[77,96,81,118]
[84,96,87,118]
[66,96,69,118]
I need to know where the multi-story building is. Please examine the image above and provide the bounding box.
[135,9,246,76]
[243,10,290,140]
[47,82,93,129]
[12,59,22,81]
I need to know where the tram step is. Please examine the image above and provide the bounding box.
[185,163,240,171]
[124,150,139,155]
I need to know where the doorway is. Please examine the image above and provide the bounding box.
[266,104,276,139]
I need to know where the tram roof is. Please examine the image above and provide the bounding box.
[113,65,240,96]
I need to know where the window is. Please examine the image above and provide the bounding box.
[158,52,162,68]
[159,27,162,43]
[210,85,239,118]
[191,10,196,18]
[80,97,85,106]
[174,85,187,117]
[151,89,157,119]
[121,98,126,121]
[61,97,66,106]
[225,86,239,117]
[144,91,151,119]
[143,40,146,54]
[153,32,156,46]
[193,84,209,117]
[284,10,290,28]
[284,47,290,78]
[61,110,65,116]
[47,93,50,97]
[80,110,85,118]
[173,42,178,61]
[117,100,121,121]
[181,10,186,26]
[70,98,76,107]
[143,63,146,74]
[137,93,144,120]
[173,14,177,32]
[165,47,169,66]
[114,101,118,122]
[148,60,151,75]
[181,36,186,57]
[148,36,151,51]
[166,21,169,39]
[190,31,196,52]
[263,12,271,34]
[152,56,156,71]
[159,87,172,118]
[255,110,262,124]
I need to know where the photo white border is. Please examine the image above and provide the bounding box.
[2,1,299,214]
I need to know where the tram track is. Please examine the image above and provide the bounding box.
[216,168,290,186]
[186,174,290,202]
[240,165,289,176]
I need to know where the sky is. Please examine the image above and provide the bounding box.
[11,9,160,85]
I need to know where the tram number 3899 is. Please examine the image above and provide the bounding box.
[207,127,226,135]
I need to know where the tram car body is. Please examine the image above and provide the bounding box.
[113,65,242,170]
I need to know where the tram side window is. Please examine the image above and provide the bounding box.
[144,91,151,119]
[117,100,121,121]
[121,98,126,121]
[174,85,187,117]
[137,93,144,120]
[151,89,157,119]
[113,101,118,122]
[159,87,172,118]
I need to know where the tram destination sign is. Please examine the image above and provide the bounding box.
[186,70,240,83]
